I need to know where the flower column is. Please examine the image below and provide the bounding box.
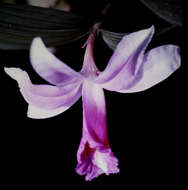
[76,25,120,181]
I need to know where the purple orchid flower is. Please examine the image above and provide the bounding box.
[4,25,180,181]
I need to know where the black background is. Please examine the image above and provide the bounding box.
[0,0,184,188]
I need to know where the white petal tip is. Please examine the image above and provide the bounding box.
[150,25,155,30]
[30,37,51,63]
[27,104,70,119]
[4,67,23,80]
[147,25,155,35]
[31,37,44,48]
[32,37,43,43]
[27,105,47,119]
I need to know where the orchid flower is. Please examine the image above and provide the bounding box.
[4,25,180,181]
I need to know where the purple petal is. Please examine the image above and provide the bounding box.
[4,67,82,119]
[76,81,119,181]
[118,45,181,93]
[82,81,109,146]
[21,83,81,110]
[76,141,119,181]
[30,37,82,86]
[95,26,154,90]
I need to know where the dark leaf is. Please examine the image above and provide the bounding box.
[0,3,92,49]
[100,24,179,51]
[140,0,182,26]
[100,29,127,50]
[156,24,177,36]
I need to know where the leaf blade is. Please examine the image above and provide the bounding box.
[140,0,182,26]
[100,29,127,50]
[0,3,91,49]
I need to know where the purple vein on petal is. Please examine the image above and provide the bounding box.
[118,45,181,93]
[30,37,83,86]
[95,26,154,84]
[4,67,82,118]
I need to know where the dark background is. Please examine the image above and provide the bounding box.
[0,0,183,187]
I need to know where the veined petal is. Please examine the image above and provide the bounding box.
[118,45,181,93]
[4,67,82,118]
[76,80,119,181]
[95,26,154,90]
[30,37,82,86]
[21,83,82,110]
[82,81,109,146]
